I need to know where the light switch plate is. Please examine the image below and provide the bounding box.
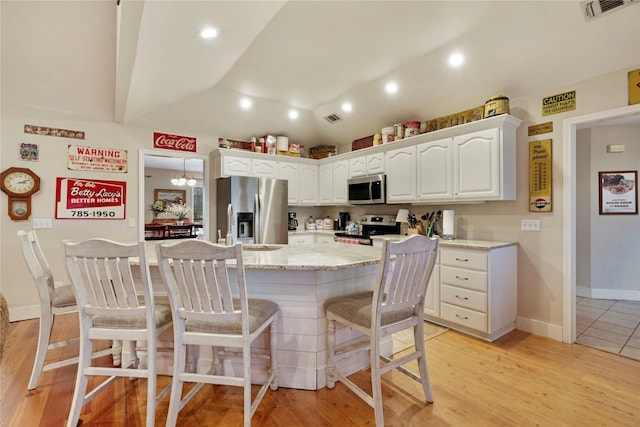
[33,218,52,229]
[521,219,540,231]
[128,218,136,228]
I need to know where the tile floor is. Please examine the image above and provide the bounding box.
[576,297,640,361]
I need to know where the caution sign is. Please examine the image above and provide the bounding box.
[542,90,576,116]
[529,139,552,212]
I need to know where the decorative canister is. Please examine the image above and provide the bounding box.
[405,121,421,137]
[393,123,405,140]
[276,136,289,151]
[381,127,394,144]
[484,95,510,117]
[373,133,383,146]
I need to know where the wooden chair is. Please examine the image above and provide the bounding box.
[325,234,439,426]
[63,238,172,427]
[17,230,114,390]
[156,240,279,427]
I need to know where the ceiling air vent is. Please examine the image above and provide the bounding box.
[581,0,638,21]
[324,113,342,123]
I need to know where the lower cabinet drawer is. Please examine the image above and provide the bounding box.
[441,284,487,312]
[441,302,487,332]
[440,266,487,292]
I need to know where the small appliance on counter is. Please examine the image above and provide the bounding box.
[334,214,400,246]
[335,211,350,230]
[288,212,298,231]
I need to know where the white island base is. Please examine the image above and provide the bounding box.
[136,242,392,390]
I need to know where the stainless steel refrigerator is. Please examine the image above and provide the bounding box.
[216,176,288,244]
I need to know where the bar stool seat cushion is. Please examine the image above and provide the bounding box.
[186,299,279,334]
[325,291,414,328]
[92,304,172,329]
[51,285,76,307]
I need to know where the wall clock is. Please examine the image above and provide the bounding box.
[1,167,41,220]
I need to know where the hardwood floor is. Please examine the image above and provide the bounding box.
[2,313,639,426]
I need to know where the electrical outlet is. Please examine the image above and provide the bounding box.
[33,218,52,229]
[521,219,541,231]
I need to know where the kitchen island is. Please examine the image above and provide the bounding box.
[141,237,517,389]
[144,241,386,390]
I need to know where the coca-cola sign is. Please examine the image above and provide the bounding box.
[153,132,196,153]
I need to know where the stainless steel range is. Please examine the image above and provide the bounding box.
[334,214,400,245]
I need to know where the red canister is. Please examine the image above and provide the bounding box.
[404,121,421,137]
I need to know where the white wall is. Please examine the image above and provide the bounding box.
[0,117,216,320]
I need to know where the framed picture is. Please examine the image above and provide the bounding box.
[154,188,186,209]
[598,171,638,215]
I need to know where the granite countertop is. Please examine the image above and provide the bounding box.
[144,237,515,272]
[144,240,382,271]
[370,235,516,249]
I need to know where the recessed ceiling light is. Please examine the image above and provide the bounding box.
[448,52,465,67]
[385,81,398,94]
[341,102,353,112]
[240,98,252,110]
[288,109,299,120]
[200,27,219,39]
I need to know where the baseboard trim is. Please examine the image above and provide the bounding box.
[8,305,39,322]
[516,316,563,342]
[576,286,640,301]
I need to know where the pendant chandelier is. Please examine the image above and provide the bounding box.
[171,159,197,187]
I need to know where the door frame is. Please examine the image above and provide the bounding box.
[562,103,640,343]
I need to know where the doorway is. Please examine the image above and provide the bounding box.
[138,150,209,241]
[562,104,640,344]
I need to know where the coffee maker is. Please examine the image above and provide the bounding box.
[288,212,298,230]
[336,211,350,230]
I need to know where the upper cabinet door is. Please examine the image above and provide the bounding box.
[298,163,319,205]
[453,128,500,199]
[278,161,300,204]
[333,160,349,204]
[365,153,385,175]
[348,156,367,177]
[385,146,416,203]
[318,162,334,204]
[416,138,453,201]
[252,158,278,177]
[222,155,251,177]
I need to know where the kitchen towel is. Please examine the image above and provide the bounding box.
[442,210,455,237]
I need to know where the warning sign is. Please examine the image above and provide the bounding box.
[629,68,640,105]
[542,90,576,116]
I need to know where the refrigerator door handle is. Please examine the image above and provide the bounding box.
[254,193,260,244]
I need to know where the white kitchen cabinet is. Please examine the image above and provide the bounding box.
[251,157,278,178]
[453,128,501,200]
[348,152,385,178]
[416,138,454,201]
[288,234,314,244]
[298,163,319,205]
[385,146,416,203]
[318,159,348,205]
[332,160,349,204]
[423,253,441,318]
[424,243,517,342]
[212,149,277,178]
[278,161,300,204]
[318,162,333,204]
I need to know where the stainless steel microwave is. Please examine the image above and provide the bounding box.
[347,174,386,205]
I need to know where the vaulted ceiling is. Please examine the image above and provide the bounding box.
[2,1,640,149]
